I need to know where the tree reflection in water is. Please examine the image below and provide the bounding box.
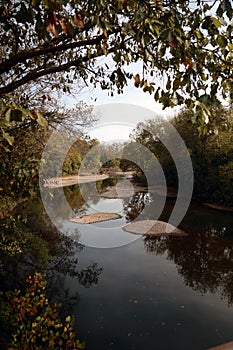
[1,196,103,312]
[121,184,233,306]
[143,227,233,305]
[123,191,152,222]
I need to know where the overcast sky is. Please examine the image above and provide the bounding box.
[64,80,181,142]
[62,56,182,142]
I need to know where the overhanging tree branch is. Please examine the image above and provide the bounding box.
[0,30,120,76]
[0,48,115,96]
[0,0,232,108]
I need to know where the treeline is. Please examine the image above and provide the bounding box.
[125,105,233,206]
[0,101,97,201]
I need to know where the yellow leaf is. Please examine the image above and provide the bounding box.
[65,315,71,323]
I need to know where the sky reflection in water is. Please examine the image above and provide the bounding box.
[61,177,233,350]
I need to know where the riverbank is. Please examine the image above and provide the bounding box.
[133,182,233,213]
[29,172,233,213]
[203,203,233,213]
[43,171,136,188]
[43,174,110,188]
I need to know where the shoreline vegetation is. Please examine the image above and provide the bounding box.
[43,172,233,213]
[43,171,135,188]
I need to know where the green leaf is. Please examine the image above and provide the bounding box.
[160,29,170,41]
[210,17,222,28]
[154,88,160,101]
[36,112,48,127]
[166,78,171,90]
[19,106,33,118]
[32,0,41,7]
[41,0,51,9]
[217,35,228,48]
[65,316,71,323]
[5,108,11,122]
[116,68,126,85]
[202,16,211,30]
[68,23,75,36]
[194,30,203,40]
[216,3,224,17]
[2,130,14,146]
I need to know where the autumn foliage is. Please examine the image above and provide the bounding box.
[6,273,85,350]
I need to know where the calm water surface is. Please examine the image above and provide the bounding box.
[52,176,233,350]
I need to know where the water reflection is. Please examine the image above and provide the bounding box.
[61,176,145,248]
[47,261,103,313]
[121,183,233,305]
[123,192,152,222]
[143,229,233,305]
[7,176,233,349]
[47,176,233,349]
[77,262,103,288]
[100,176,233,305]
[2,197,103,306]
[63,176,233,304]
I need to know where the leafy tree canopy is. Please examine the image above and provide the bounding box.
[128,104,233,205]
[0,0,233,113]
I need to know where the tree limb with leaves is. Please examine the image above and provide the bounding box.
[0,0,232,110]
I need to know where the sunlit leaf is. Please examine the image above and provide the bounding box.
[5,108,11,122]
[36,112,48,127]
[2,130,14,146]
[210,17,222,28]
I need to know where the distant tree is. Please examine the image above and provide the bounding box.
[129,119,178,186]
[173,105,233,204]
[130,105,233,205]
[99,142,123,169]
[0,99,96,198]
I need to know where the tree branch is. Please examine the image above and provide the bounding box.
[0,30,120,75]
[0,48,115,96]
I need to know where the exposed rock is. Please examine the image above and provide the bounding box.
[70,212,122,224]
[123,220,187,236]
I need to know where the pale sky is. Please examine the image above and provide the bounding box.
[64,81,181,142]
[95,89,180,142]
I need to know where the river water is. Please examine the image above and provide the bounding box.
[43,176,233,349]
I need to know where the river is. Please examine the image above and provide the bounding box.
[21,175,233,349]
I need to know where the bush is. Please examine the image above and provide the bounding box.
[4,273,85,350]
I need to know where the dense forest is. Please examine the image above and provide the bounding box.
[122,104,233,206]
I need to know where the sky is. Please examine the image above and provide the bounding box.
[60,0,219,143]
[63,79,181,142]
[59,54,184,142]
